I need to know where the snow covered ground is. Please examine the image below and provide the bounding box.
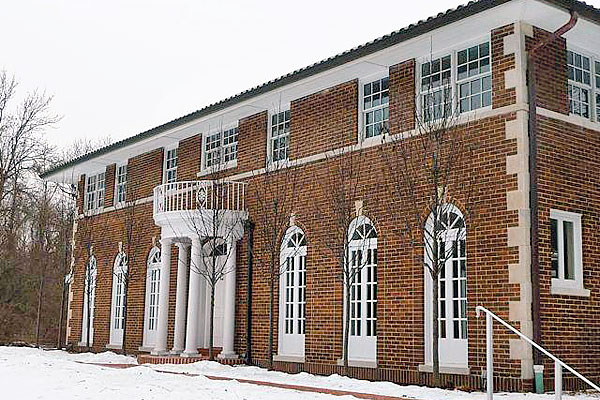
[1,346,598,400]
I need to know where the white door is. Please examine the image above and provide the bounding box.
[143,247,161,348]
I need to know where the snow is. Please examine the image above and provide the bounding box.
[0,347,351,399]
[148,360,599,400]
[2,346,598,400]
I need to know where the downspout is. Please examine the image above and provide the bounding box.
[244,219,255,365]
[527,9,577,391]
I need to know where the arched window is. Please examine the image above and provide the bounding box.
[143,247,161,348]
[278,226,307,359]
[346,216,377,362]
[81,255,97,346]
[424,204,468,368]
[109,252,128,346]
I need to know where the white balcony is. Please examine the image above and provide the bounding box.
[153,180,248,240]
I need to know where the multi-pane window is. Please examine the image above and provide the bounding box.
[164,148,177,184]
[284,257,295,334]
[85,172,105,212]
[147,266,160,331]
[550,210,583,287]
[348,221,377,338]
[81,256,97,344]
[204,126,239,169]
[112,254,128,331]
[270,110,290,163]
[421,55,452,121]
[115,165,127,204]
[362,77,389,139]
[568,50,592,118]
[457,42,491,113]
[596,61,600,122]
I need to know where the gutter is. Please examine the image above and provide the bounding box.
[526,9,577,390]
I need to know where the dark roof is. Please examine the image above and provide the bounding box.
[41,0,600,178]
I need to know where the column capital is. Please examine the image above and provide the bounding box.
[175,241,191,250]
[160,237,173,246]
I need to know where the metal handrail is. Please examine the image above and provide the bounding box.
[476,305,600,400]
[153,180,247,215]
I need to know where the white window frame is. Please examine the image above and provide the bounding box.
[267,107,291,166]
[163,146,178,185]
[567,47,600,123]
[416,37,491,123]
[423,204,469,371]
[342,215,378,365]
[114,164,127,206]
[549,209,589,297]
[358,71,389,144]
[85,171,105,213]
[277,226,307,360]
[109,252,128,347]
[201,123,239,172]
[143,247,161,348]
[80,255,97,346]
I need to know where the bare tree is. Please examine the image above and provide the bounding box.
[313,137,373,374]
[250,146,300,368]
[379,66,476,386]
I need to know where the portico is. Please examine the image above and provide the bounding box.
[150,180,247,359]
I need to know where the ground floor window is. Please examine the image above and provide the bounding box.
[424,204,468,368]
[81,255,97,346]
[109,252,128,346]
[143,247,161,348]
[278,226,307,358]
[346,216,377,362]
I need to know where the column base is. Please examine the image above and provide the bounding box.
[150,349,169,356]
[181,351,199,358]
[218,352,238,360]
[170,349,183,355]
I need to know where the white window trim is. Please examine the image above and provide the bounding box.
[143,247,161,348]
[200,122,239,174]
[114,163,127,206]
[342,215,378,363]
[162,145,178,185]
[84,171,106,214]
[267,105,291,167]
[567,46,600,124]
[549,209,589,297]
[109,252,128,346]
[416,36,492,124]
[358,70,389,146]
[277,226,307,359]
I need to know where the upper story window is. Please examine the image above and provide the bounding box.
[457,42,491,113]
[421,55,452,122]
[269,110,290,163]
[567,50,600,122]
[362,77,389,139]
[85,172,105,212]
[418,41,491,122]
[550,209,588,296]
[204,126,239,170]
[115,165,127,204]
[164,147,177,184]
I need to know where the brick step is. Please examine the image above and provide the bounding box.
[137,350,243,366]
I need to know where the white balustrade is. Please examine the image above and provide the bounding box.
[153,180,247,215]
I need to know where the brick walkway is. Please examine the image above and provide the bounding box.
[81,362,414,400]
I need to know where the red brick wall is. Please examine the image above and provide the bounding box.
[178,134,202,181]
[127,148,164,201]
[104,164,116,208]
[238,111,267,173]
[527,27,569,115]
[289,80,358,159]
[536,115,600,389]
[389,59,415,133]
[492,24,517,109]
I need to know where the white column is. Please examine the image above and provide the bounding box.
[152,237,172,355]
[183,238,203,356]
[219,237,237,359]
[171,242,190,354]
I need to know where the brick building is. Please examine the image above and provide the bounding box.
[41,0,600,392]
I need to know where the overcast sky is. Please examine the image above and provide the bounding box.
[2,0,598,151]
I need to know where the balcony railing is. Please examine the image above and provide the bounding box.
[153,180,247,215]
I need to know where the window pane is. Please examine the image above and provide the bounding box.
[563,220,575,280]
[550,218,558,279]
